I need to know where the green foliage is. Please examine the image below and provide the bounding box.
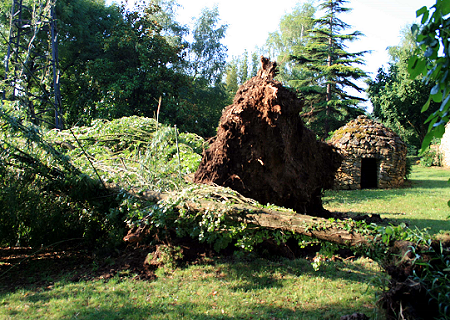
[408,0,450,152]
[224,51,260,100]
[124,184,252,252]
[404,156,414,179]
[225,59,239,96]
[265,1,316,84]
[420,145,442,167]
[0,111,205,247]
[161,84,228,137]
[61,1,186,125]
[286,0,368,138]
[413,243,450,319]
[0,0,63,126]
[0,102,122,247]
[45,116,204,191]
[238,50,249,84]
[367,27,438,150]
[1,0,229,137]
[186,5,228,86]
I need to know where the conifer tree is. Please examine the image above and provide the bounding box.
[290,0,368,139]
[225,59,239,96]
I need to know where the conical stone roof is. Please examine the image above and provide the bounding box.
[329,115,407,189]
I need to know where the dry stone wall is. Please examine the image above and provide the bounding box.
[330,115,407,190]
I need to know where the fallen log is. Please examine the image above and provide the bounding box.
[122,185,371,248]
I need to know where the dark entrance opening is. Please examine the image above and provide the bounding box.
[361,158,378,189]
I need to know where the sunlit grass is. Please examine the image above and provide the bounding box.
[0,257,383,320]
[324,166,450,235]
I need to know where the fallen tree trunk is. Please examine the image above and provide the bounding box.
[123,186,371,247]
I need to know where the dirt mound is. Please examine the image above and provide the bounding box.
[194,57,342,215]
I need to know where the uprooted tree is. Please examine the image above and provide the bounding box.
[194,57,342,216]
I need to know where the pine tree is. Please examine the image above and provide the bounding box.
[265,2,316,85]
[291,0,368,139]
[238,50,249,84]
[225,59,239,95]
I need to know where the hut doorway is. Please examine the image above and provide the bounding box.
[361,158,378,189]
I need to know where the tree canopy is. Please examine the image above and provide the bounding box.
[275,0,368,139]
[367,27,437,151]
[265,2,316,85]
[0,0,230,137]
[185,5,228,86]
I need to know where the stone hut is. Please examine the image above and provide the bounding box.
[439,122,450,168]
[329,115,407,190]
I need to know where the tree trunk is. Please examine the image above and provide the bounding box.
[123,187,370,247]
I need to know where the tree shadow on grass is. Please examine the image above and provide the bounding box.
[325,210,449,236]
[72,303,376,320]
[409,179,450,189]
[218,255,380,292]
[5,279,377,320]
[2,299,377,320]
[0,246,380,319]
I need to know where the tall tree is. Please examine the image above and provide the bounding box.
[238,50,249,84]
[186,5,228,86]
[224,51,260,98]
[1,0,62,126]
[225,59,239,96]
[58,0,186,124]
[1,0,230,136]
[367,27,437,151]
[250,52,259,78]
[265,2,316,85]
[168,4,229,137]
[289,0,368,139]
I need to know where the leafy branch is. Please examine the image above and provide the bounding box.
[408,0,450,152]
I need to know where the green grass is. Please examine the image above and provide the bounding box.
[0,257,382,320]
[324,165,450,235]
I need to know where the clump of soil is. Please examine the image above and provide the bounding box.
[379,239,450,319]
[194,57,342,216]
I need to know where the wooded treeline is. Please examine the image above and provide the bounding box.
[0,0,231,137]
[1,0,439,150]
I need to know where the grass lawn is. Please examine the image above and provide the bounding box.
[0,257,381,320]
[1,166,449,320]
[324,165,450,235]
